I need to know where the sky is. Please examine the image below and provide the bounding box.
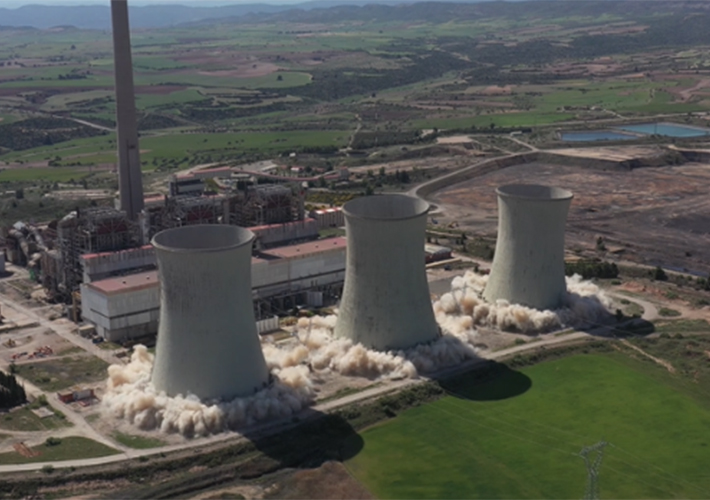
[1,0,307,6]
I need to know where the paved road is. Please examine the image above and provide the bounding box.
[0,370,125,454]
[608,291,659,321]
[64,117,114,133]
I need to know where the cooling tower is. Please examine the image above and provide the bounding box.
[483,184,574,311]
[111,0,144,221]
[150,225,269,401]
[334,194,440,350]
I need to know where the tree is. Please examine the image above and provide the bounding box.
[653,266,668,281]
[277,74,283,81]
[14,188,23,200]
[596,236,606,251]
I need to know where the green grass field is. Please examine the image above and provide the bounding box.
[112,432,166,449]
[0,406,70,433]
[0,436,118,465]
[347,354,710,499]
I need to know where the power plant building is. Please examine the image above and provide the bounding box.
[80,271,159,342]
[483,184,573,310]
[80,237,347,341]
[150,225,269,401]
[335,195,440,350]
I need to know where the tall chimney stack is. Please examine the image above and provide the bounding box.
[111,0,144,220]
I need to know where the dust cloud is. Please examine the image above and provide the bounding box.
[433,271,613,333]
[102,271,609,437]
[103,345,313,437]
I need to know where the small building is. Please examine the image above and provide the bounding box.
[425,243,452,263]
[169,175,204,196]
[57,388,95,404]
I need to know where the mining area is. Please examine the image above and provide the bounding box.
[431,161,710,275]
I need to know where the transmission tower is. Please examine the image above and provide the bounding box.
[580,440,608,500]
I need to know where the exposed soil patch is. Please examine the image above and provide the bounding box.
[480,85,514,96]
[264,461,373,500]
[621,339,676,373]
[430,161,710,274]
[669,78,710,102]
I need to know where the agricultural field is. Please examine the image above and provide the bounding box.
[346,351,710,499]
[4,1,710,186]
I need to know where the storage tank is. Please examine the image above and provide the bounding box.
[150,225,269,401]
[335,194,440,350]
[483,184,573,311]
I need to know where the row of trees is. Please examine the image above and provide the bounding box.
[0,369,26,409]
[565,260,619,280]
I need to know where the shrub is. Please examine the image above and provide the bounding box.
[45,437,62,447]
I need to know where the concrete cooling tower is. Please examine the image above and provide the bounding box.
[150,225,269,401]
[334,194,440,351]
[483,184,574,311]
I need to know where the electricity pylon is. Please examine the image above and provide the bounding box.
[580,440,608,500]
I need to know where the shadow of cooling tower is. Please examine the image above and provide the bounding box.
[241,408,364,469]
[439,361,533,402]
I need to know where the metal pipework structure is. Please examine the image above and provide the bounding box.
[151,225,269,401]
[111,0,144,221]
[335,194,440,350]
[483,184,574,311]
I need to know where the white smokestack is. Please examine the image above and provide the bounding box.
[111,0,144,220]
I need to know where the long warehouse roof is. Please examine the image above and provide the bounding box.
[85,237,347,295]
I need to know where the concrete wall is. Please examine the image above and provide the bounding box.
[483,184,573,310]
[335,195,440,350]
[151,225,269,401]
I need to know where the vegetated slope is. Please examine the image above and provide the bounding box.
[347,353,710,499]
[0,118,105,153]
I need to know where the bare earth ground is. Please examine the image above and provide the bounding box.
[262,461,373,500]
[430,161,710,275]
